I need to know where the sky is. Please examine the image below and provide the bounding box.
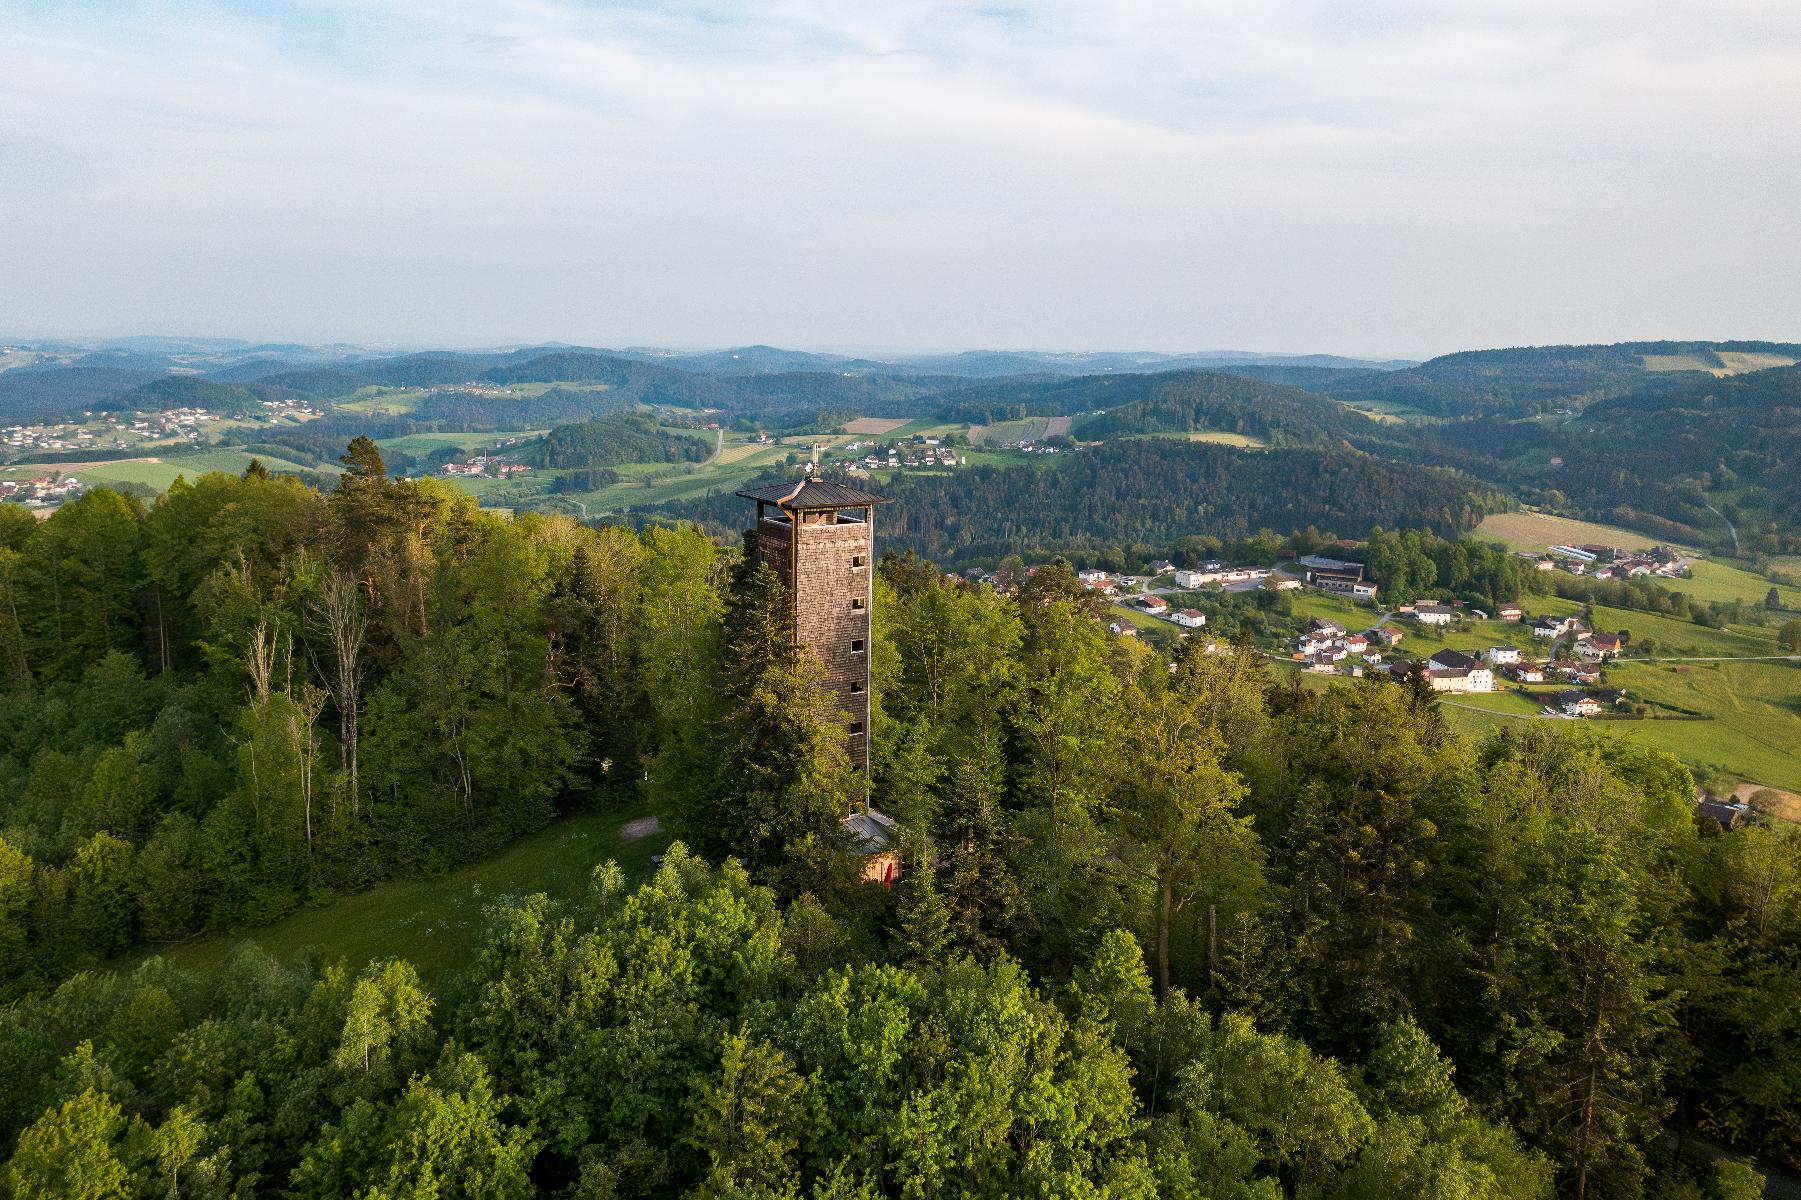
[2,1,1799,359]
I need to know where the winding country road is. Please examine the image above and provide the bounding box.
[1703,501,1740,552]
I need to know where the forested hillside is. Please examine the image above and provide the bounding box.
[656,439,1508,563]
[525,412,712,469]
[0,496,1794,1197]
[1065,370,1399,448]
[1237,340,1801,418]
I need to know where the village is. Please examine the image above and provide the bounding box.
[837,433,963,472]
[977,544,1665,725]
[2,396,324,462]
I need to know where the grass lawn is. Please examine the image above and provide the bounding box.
[124,801,672,982]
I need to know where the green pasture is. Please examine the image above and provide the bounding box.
[1588,604,1775,657]
[1673,559,1801,609]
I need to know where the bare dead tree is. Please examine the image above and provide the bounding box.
[286,679,329,858]
[316,571,370,817]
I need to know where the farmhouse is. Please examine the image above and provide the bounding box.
[1498,604,1524,621]
[1426,649,1495,692]
[1559,691,1602,718]
[1584,631,1627,658]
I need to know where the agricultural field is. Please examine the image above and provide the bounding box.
[1587,603,1778,658]
[124,802,670,981]
[1671,558,1801,609]
[1476,510,1679,554]
[843,417,908,435]
[1594,660,1801,792]
[1436,658,1801,794]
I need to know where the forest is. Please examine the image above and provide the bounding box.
[526,412,714,470]
[658,440,1510,565]
[0,445,1796,1197]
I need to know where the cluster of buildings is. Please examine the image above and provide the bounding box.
[1293,611,1627,718]
[442,458,531,478]
[257,396,324,420]
[1531,543,1690,581]
[1171,563,1273,589]
[3,404,256,458]
[842,437,961,472]
[0,475,81,506]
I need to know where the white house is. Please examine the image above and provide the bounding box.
[1173,609,1207,629]
[1426,649,1495,692]
[1414,603,1455,626]
[1485,645,1522,666]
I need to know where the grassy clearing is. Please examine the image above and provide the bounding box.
[1333,397,1434,424]
[336,387,425,414]
[1477,511,1680,554]
[1130,430,1267,448]
[126,802,671,982]
[1641,353,1719,374]
[378,430,545,457]
[1713,351,1795,374]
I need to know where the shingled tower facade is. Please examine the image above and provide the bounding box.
[737,479,891,774]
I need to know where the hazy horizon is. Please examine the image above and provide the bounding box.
[5,2,1799,358]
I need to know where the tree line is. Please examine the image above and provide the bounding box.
[0,455,1796,1197]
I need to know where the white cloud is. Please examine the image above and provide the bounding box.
[1,0,1798,355]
